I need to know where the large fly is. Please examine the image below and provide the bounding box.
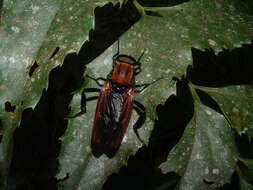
[69,40,162,158]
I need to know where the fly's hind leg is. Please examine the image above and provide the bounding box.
[133,100,146,145]
[67,88,100,118]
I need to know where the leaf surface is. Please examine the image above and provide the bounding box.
[1,0,253,189]
[160,97,237,190]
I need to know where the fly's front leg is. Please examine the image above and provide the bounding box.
[133,100,146,145]
[135,66,142,76]
[135,77,163,93]
[87,75,106,87]
[67,88,100,118]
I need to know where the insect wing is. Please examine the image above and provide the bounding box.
[106,87,135,157]
[91,81,135,158]
[91,81,111,156]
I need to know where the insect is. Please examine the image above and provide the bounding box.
[70,41,162,158]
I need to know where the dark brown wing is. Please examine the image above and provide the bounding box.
[91,81,135,158]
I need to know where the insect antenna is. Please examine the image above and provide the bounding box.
[114,39,119,56]
[136,49,146,65]
[113,39,120,61]
[117,39,120,55]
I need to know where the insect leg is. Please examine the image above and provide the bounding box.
[135,66,142,76]
[67,88,100,118]
[87,75,106,87]
[133,100,146,145]
[135,77,163,93]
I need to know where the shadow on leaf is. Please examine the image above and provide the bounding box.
[7,1,141,189]
[103,77,194,190]
[188,42,253,87]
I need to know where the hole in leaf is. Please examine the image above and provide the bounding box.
[49,47,60,60]
[5,101,16,112]
[217,172,239,190]
[29,60,39,77]
[203,178,215,185]
[145,10,163,17]
[235,133,253,159]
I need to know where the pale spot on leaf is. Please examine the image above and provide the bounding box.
[208,39,216,46]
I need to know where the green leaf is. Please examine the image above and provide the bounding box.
[1,0,253,189]
[192,85,253,138]
[160,91,237,189]
[0,0,96,187]
[237,158,253,185]
[160,81,253,189]
[239,177,253,190]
